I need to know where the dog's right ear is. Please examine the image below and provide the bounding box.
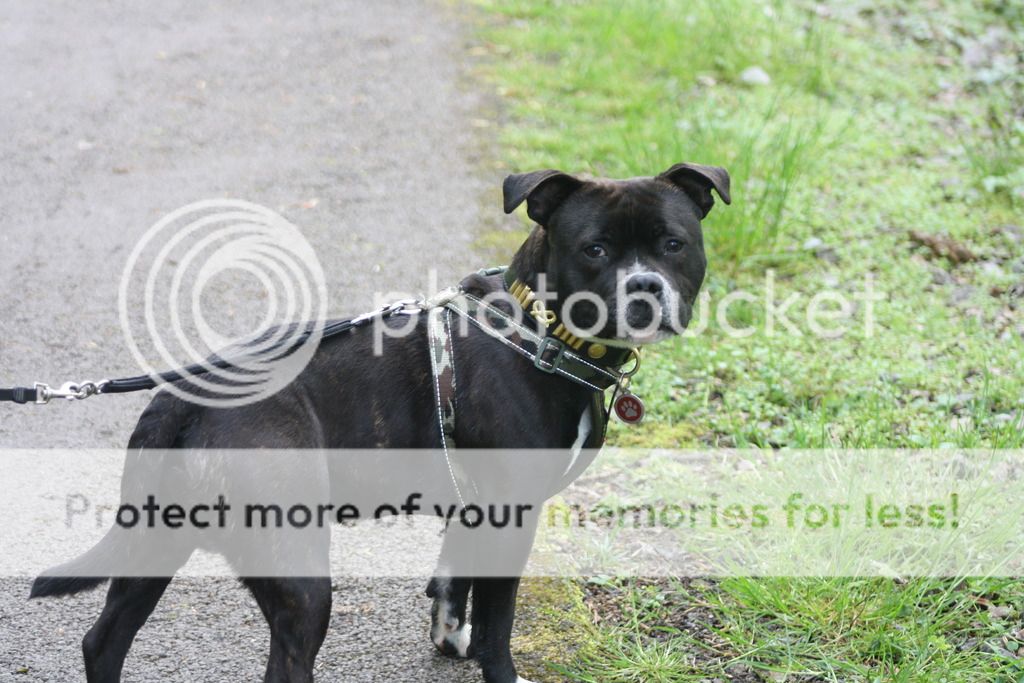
[503,170,583,226]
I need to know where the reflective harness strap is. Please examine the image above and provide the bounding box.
[426,302,474,508]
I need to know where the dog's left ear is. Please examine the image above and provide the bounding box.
[658,163,731,218]
[503,170,584,226]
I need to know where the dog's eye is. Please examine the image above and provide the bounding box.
[583,244,607,259]
[665,239,684,253]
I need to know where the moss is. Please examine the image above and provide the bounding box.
[513,578,595,681]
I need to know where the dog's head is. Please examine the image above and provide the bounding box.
[504,163,730,345]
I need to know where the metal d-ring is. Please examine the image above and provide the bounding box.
[621,348,641,378]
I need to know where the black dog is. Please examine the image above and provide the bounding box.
[30,163,729,683]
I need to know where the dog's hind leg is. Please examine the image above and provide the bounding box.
[82,577,173,683]
[244,577,332,683]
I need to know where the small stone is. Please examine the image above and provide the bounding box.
[1011,257,1024,274]
[930,266,954,286]
[988,604,1014,620]
[950,416,974,432]
[962,27,1009,69]
[803,237,824,250]
[958,637,979,651]
[725,663,755,677]
[740,66,771,86]
[981,261,1004,277]
[949,285,977,305]
[999,225,1023,242]
[696,74,717,87]
[816,247,840,264]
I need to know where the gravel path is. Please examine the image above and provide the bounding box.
[0,2,496,680]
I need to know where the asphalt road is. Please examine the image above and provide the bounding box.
[0,2,497,680]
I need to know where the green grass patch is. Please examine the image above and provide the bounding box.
[475,0,1024,680]
[963,101,1024,209]
[572,576,1024,682]
[477,0,848,266]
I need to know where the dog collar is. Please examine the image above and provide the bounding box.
[494,267,646,425]
[499,267,636,370]
[442,291,633,392]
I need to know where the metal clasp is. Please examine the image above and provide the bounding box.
[534,337,566,373]
[349,298,420,327]
[33,379,109,404]
[621,348,641,378]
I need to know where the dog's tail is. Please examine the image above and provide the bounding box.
[31,393,191,600]
[29,528,121,598]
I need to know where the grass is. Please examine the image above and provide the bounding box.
[472,0,1024,680]
[964,102,1024,208]
[568,576,1024,682]
[477,0,842,266]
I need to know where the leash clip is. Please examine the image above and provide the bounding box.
[33,380,108,404]
[348,298,420,327]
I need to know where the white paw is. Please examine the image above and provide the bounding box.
[431,597,472,658]
[432,621,472,658]
[449,623,472,658]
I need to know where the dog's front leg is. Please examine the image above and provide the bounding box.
[427,517,476,657]
[470,510,540,683]
[426,574,473,657]
[471,577,528,683]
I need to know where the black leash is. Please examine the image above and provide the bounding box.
[2,267,643,418]
[0,299,418,405]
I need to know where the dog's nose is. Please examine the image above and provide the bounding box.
[626,273,664,296]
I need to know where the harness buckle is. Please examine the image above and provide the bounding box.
[534,337,566,373]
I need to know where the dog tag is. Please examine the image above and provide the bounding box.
[613,392,645,425]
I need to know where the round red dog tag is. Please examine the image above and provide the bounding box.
[613,392,645,425]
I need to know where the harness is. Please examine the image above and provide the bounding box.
[423,267,641,505]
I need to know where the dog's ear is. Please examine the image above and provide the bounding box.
[503,170,584,226]
[658,163,731,218]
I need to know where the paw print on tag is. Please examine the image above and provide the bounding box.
[613,393,645,424]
